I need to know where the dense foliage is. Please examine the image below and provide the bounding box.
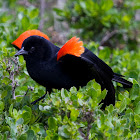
[0,0,140,139]
[55,0,140,49]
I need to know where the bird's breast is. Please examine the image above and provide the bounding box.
[26,60,76,89]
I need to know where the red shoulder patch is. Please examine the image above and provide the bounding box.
[12,30,50,49]
[57,37,85,61]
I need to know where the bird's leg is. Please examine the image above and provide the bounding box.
[31,88,51,105]
[31,93,47,105]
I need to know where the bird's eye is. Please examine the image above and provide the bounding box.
[30,47,35,53]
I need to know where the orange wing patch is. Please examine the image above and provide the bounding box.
[57,37,85,61]
[12,30,50,49]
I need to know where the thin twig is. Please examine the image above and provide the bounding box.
[100,30,118,46]
[39,0,45,31]
[78,110,94,140]
[5,57,19,99]
[11,71,16,99]
[15,86,34,98]
[86,124,92,140]
[18,0,32,7]
[79,128,86,139]
[24,86,34,96]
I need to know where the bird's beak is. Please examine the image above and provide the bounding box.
[15,47,28,56]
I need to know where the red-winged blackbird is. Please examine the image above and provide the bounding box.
[12,30,133,109]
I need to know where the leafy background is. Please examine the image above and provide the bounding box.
[0,0,140,139]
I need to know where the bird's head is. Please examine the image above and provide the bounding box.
[12,30,52,59]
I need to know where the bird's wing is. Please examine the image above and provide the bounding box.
[81,48,115,109]
[81,47,114,80]
[57,37,115,108]
[57,36,114,81]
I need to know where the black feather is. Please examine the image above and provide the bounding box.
[112,73,133,88]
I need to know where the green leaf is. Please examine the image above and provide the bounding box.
[1,90,7,99]
[29,8,39,19]
[21,16,29,30]
[2,77,11,85]
[21,112,31,124]
[134,114,140,124]
[61,88,69,99]
[70,108,79,121]
[87,88,97,99]
[58,125,70,139]
[129,79,140,100]
[48,117,57,130]
[115,100,127,113]
[134,101,140,114]
[98,89,107,102]
[16,118,24,125]
[27,130,35,140]
[0,101,4,113]
[13,109,18,119]
[53,8,63,15]
[22,105,32,114]
[9,104,13,117]
[18,134,27,140]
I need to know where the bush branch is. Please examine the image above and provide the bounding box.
[100,30,118,46]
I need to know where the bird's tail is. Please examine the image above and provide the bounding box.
[112,73,133,88]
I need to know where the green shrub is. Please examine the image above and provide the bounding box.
[0,1,140,139]
[54,0,140,50]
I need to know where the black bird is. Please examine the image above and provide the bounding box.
[12,30,133,109]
